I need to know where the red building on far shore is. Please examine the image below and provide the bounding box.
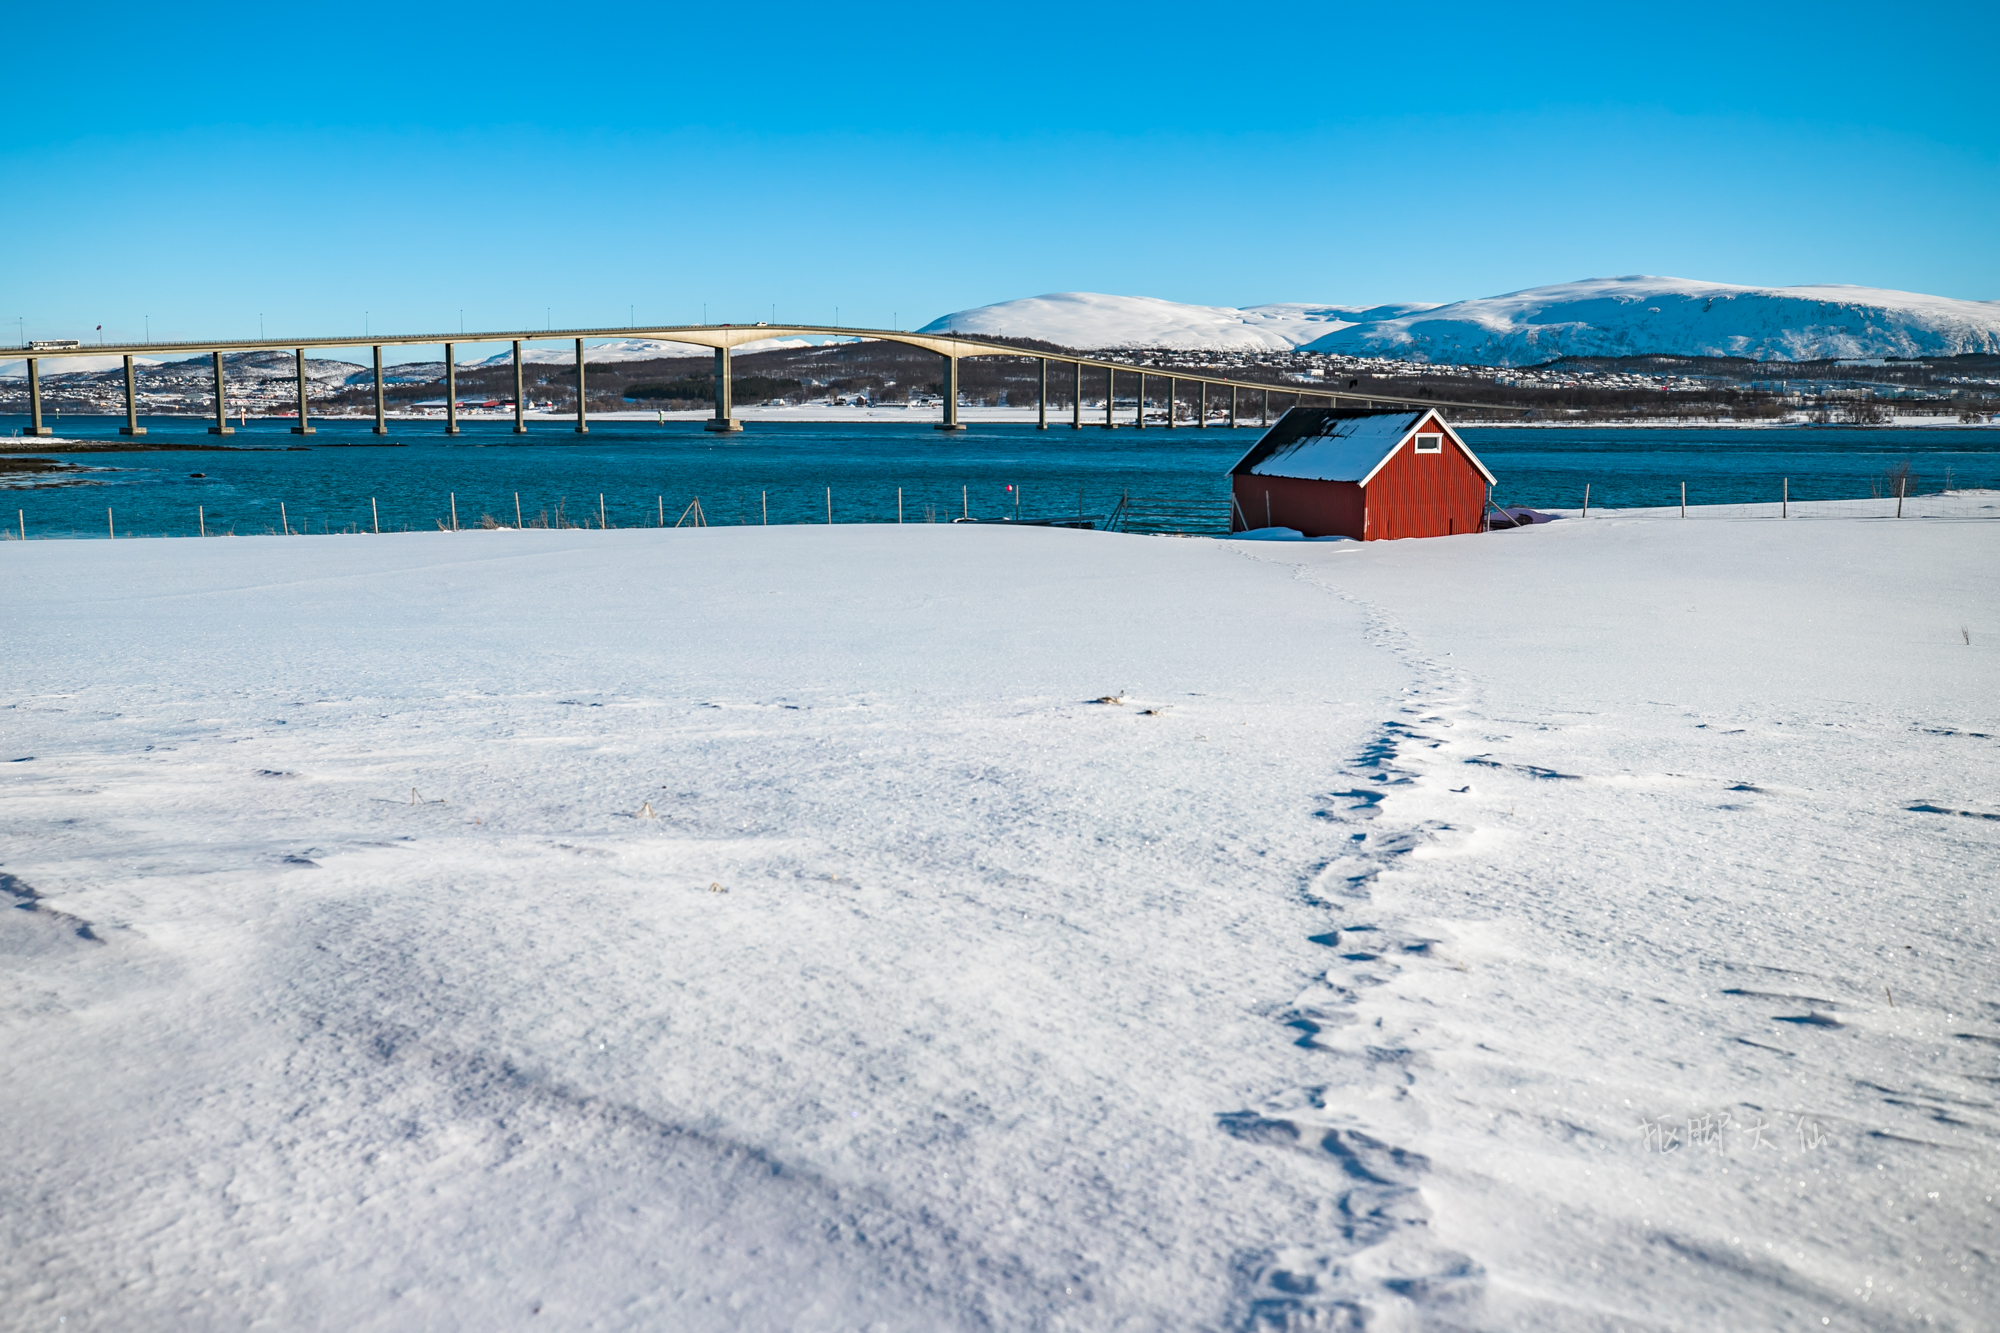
[1228,408,1496,540]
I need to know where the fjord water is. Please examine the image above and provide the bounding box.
[5,416,1999,537]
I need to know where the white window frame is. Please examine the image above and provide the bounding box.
[1413,432,1443,454]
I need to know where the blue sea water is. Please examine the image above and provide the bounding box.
[4,415,1998,539]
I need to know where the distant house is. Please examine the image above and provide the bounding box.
[1228,408,1496,540]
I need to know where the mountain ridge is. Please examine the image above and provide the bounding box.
[922,278,2000,364]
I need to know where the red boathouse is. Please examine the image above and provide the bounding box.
[1227,408,1496,541]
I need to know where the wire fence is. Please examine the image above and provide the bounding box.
[1558,490,2000,523]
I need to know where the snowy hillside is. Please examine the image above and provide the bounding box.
[921,280,2000,364]
[1302,276,2000,365]
[471,336,830,367]
[918,292,1435,351]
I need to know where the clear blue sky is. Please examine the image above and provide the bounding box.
[5,0,1995,352]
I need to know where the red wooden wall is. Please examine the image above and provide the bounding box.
[1359,415,1488,540]
[1232,473,1366,539]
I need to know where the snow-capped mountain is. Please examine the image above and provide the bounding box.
[922,280,2000,364]
[1300,277,2000,364]
[917,292,1437,352]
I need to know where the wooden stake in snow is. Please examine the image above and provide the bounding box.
[516,493,523,529]
[16,511,22,542]
[1897,474,1905,519]
[599,494,606,529]
[199,505,205,538]
[372,497,380,534]
[658,495,664,527]
[1681,482,1686,518]
[826,487,832,525]
[451,493,459,532]
[762,491,768,525]
[636,800,657,820]
[962,485,968,520]
[898,487,903,524]
[1782,477,1788,519]
[1583,484,1590,518]
[107,508,114,539]
[281,501,290,535]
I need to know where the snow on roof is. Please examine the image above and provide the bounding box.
[1229,409,1497,487]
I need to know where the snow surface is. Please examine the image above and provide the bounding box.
[918,292,1435,352]
[1301,276,2000,365]
[3,516,1997,1330]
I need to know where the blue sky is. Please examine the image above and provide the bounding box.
[5,0,1995,353]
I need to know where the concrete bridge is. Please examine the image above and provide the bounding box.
[11,323,1523,438]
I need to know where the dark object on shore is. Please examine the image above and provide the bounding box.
[189,472,206,478]
[1487,506,1558,529]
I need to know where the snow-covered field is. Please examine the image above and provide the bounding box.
[3,513,1996,1330]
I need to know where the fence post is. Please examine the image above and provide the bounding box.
[1782,477,1788,519]
[898,487,903,523]
[762,490,767,525]
[1583,484,1590,518]
[1897,474,1904,519]
[1681,482,1685,518]
[826,487,832,525]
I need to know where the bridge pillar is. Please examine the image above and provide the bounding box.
[1072,361,1082,429]
[934,353,964,430]
[705,344,742,432]
[118,354,146,435]
[1230,384,1238,428]
[512,340,527,433]
[1166,377,1176,429]
[574,337,590,433]
[1037,357,1047,430]
[1261,388,1269,427]
[208,351,233,434]
[1103,367,1115,428]
[1198,380,1206,429]
[1134,372,1144,429]
[291,348,315,434]
[371,346,388,434]
[22,357,50,435]
[445,343,460,434]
